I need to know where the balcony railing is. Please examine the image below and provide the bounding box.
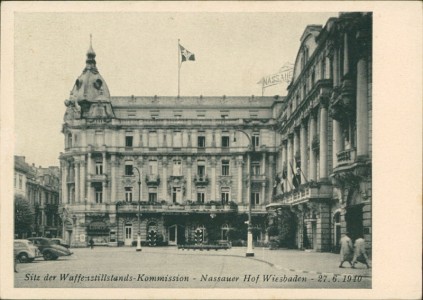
[115,202,267,214]
[271,182,332,205]
[193,174,209,186]
[88,174,108,182]
[145,174,160,186]
[336,148,356,166]
[251,174,267,182]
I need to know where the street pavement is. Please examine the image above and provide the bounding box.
[15,246,371,289]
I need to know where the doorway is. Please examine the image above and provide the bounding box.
[172,187,182,204]
[124,224,133,246]
[168,225,185,245]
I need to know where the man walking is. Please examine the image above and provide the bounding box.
[352,235,371,269]
[339,232,353,268]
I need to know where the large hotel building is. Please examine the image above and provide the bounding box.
[59,12,372,253]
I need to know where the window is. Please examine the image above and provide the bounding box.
[220,110,229,119]
[221,188,230,205]
[221,224,229,240]
[197,136,206,148]
[125,187,133,202]
[173,160,182,176]
[149,160,158,175]
[221,136,230,148]
[125,161,133,176]
[197,161,206,178]
[19,175,23,189]
[174,114,182,119]
[95,187,103,204]
[125,135,133,148]
[148,188,157,203]
[197,189,205,203]
[95,162,103,175]
[151,114,159,119]
[221,160,230,176]
[252,163,261,175]
[150,110,160,119]
[252,134,260,147]
[67,133,72,148]
[127,110,136,118]
[251,192,260,206]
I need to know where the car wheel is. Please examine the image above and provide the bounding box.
[43,251,54,261]
[18,253,29,263]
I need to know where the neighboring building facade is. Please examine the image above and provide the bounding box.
[14,156,61,237]
[270,13,372,254]
[59,43,283,247]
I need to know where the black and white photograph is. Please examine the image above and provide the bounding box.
[1,1,421,299]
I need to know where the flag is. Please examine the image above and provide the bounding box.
[180,44,195,62]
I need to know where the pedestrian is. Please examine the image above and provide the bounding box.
[339,232,353,268]
[352,235,371,269]
[14,255,18,273]
[89,238,94,249]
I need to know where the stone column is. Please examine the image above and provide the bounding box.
[110,154,117,203]
[356,44,369,158]
[75,160,80,203]
[293,129,300,170]
[236,156,243,204]
[343,33,350,76]
[103,152,107,175]
[80,157,86,203]
[333,48,339,87]
[61,160,68,204]
[332,119,343,168]
[161,157,168,201]
[102,182,108,204]
[287,134,293,191]
[300,121,308,183]
[282,140,288,192]
[210,157,216,200]
[186,157,192,201]
[309,115,317,181]
[319,100,328,180]
[88,153,93,175]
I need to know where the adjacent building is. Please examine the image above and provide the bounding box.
[270,12,372,254]
[14,156,61,237]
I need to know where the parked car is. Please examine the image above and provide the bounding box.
[50,238,70,248]
[28,237,73,260]
[14,239,42,263]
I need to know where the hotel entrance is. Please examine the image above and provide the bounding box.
[168,225,185,245]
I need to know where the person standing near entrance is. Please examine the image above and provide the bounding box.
[352,235,371,269]
[89,238,94,249]
[339,232,353,268]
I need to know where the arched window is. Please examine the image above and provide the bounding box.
[67,133,73,148]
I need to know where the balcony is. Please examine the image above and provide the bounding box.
[251,174,267,183]
[193,174,209,186]
[88,173,108,183]
[336,148,356,166]
[270,182,332,206]
[145,174,160,186]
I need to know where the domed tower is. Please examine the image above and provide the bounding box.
[64,37,114,121]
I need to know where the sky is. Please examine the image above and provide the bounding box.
[14,11,338,167]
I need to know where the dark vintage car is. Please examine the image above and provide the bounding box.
[28,237,73,260]
[50,238,70,248]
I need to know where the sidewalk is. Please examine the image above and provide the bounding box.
[234,247,372,278]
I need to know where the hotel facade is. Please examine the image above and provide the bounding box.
[59,12,372,253]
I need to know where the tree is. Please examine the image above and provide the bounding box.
[15,195,34,237]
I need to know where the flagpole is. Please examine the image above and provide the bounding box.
[178,39,181,97]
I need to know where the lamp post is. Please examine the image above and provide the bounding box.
[234,129,254,257]
[72,214,77,247]
[133,166,142,252]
